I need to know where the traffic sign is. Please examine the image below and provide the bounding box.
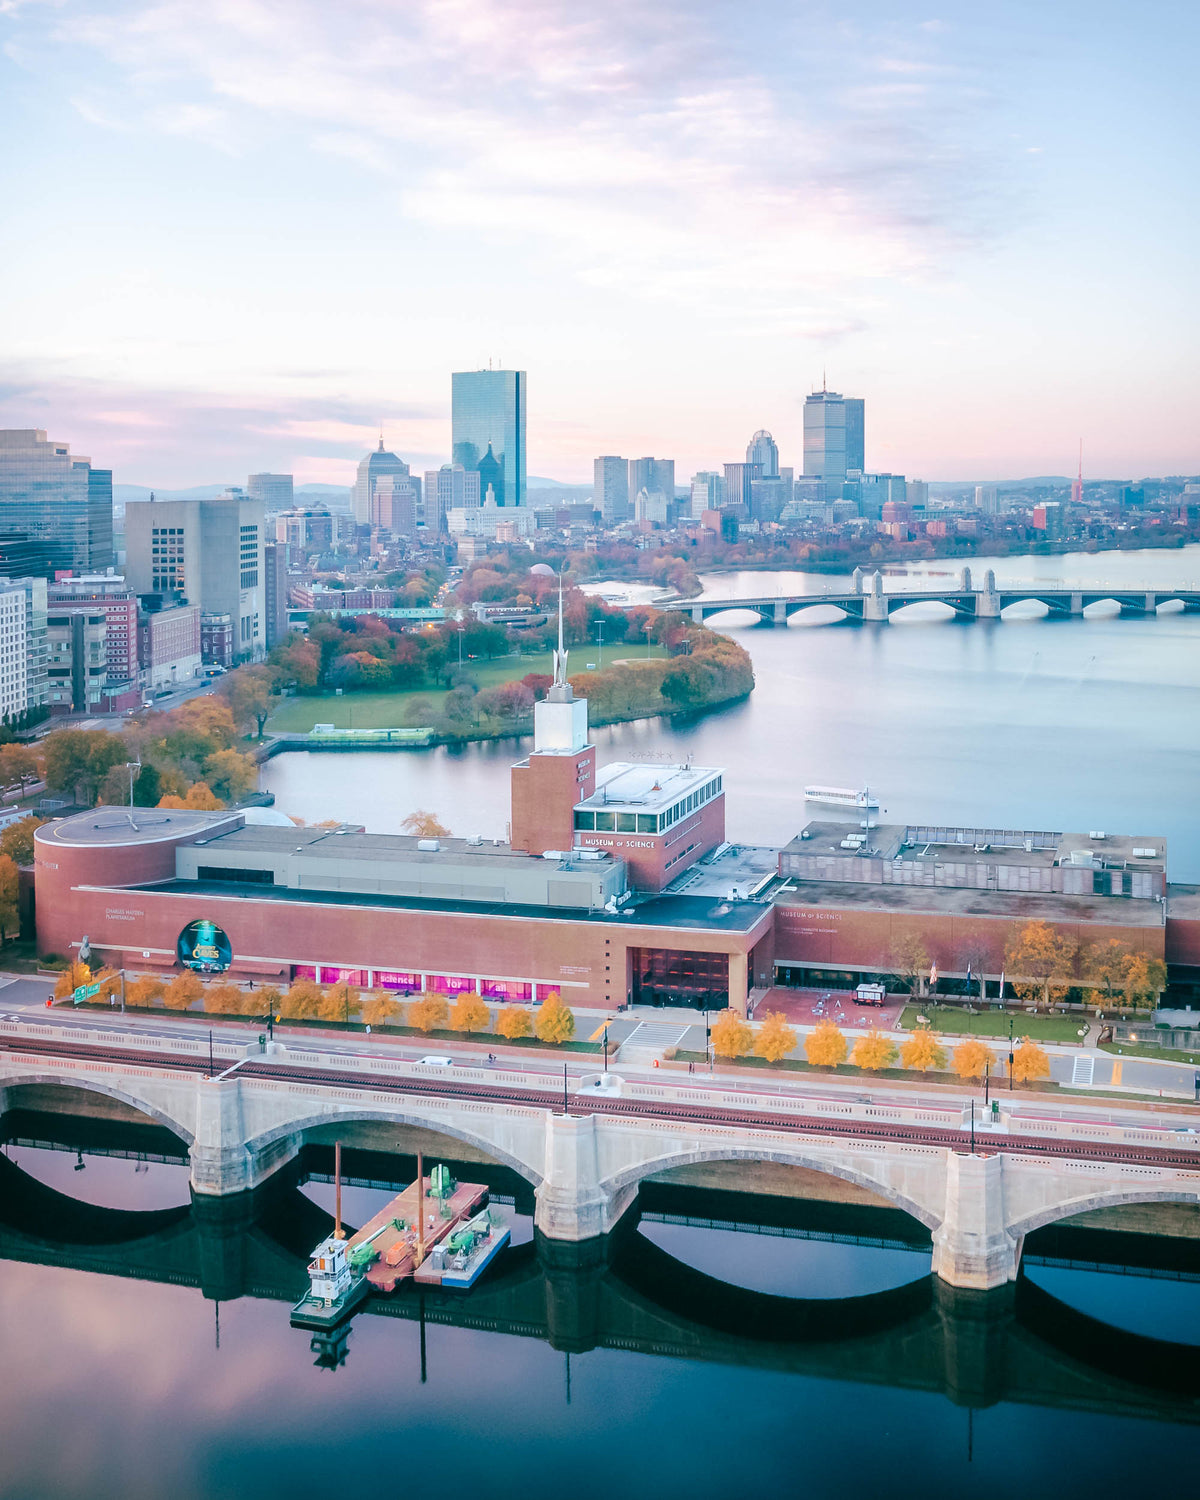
[72,981,104,1004]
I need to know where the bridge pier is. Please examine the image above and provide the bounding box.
[975,569,1001,618]
[773,599,787,627]
[534,1113,632,1241]
[189,1081,301,1196]
[862,572,889,622]
[930,1152,1021,1291]
[690,604,704,624]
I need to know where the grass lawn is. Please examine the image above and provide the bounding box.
[267,646,669,732]
[899,1003,1086,1042]
[1101,1040,1200,1066]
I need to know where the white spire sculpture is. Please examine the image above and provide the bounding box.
[549,574,572,701]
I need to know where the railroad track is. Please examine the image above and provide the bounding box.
[5,1033,1200,1172]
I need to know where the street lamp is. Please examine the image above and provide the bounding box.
[124,759,141,829]
[1008,1016,1015,1092]
[603,1023,609,1073]
[595,618,605,670]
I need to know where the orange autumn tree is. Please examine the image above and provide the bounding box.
[952,1038,995,1080]
[449,993,490,1034]
[711,1010,753,1059]
[851,1029,898,1071]
[409,993,450,1032]
[496,1005,533,1040]
[126,974,165,1008]
[804,1019,847,1068]
[899,1029,946,1073]
[361,992,404,1027]
[534,991,575,1044]
[53,960,92,1000]
[202,982,246,1015]
[163,970,204,1011]
[278,978,324,1020]
[754,1011,797,1063]
[1011,1037,1051,1084]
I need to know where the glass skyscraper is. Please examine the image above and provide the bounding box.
[452,370,526,507]
[0,429,113,577]
[802,392,865,483]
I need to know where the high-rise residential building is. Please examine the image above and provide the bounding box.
[803,391,865,483]
[0,429,113,577]
[352,441,412,526]
[746,429,779,478]
[452,370,527,507]
[857,473,907,521]
[628,458,674,511]
[975,484,999,514]
[0,575,48,714]
[908,480,930,508]
[634,488,668,525]
[593,456,629,524]
[423,465,480,533]
[247,473,294,510]
[0,585,29,721]
[46,603,106,715]
[723,461,762,512]
[47,575,140,711]
[124,491,267,662]
[262,541,288,649]
[368,474,420,536]
[690,472,725,518]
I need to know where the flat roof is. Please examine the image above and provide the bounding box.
[36,809,239,848]
[785,821,1167,873]
[121,877,772,934]
[775,881,1166,928]
[193,824,617,872]
[576,761,722,812]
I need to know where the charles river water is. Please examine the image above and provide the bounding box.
[2,546,1198,1498]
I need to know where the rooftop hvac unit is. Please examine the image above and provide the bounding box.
[417,839,440,852]
[1132,847,1158,858]
[1069,849,1094,866]
[1089,831,1107,840]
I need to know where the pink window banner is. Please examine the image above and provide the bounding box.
[374,970,421,991]
[319,966,366,986]
[481,979,532,1001]
[424,975,478,995]
[291,965,319,982]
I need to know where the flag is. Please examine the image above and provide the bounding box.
[929,962,938,988]
[966,963,972,991]
[998,970,1005,1001]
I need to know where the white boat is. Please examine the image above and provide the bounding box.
[804,785,880,810]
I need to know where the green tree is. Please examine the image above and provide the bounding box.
[754,1010,797,1063]
[534,991,576,1044]
[0,815,44,867]
[43,729,131,807]
[202,749,257,804]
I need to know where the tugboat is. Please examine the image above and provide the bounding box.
[291,1144,370,1330]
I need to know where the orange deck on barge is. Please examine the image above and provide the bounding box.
[346,1175,488,1292]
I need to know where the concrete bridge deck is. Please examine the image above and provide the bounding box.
[2,1016,1197,1293]
[663,568,1200,626]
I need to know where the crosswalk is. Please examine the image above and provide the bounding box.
[1071,1054,1096,1086]
[618,1021,692,1061]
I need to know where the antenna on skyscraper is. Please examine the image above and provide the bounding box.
[822,367,827,393]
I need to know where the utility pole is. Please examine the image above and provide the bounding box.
[1008,1017,1015,1092]
[595,618,605,670]
[562,1063,569,1115]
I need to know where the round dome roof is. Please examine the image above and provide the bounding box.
[529,563,556,577]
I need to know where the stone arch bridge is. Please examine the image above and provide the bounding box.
[1,1024,1197,1292]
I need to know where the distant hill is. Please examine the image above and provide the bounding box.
[528,476,591,492]
[116,482,352,510]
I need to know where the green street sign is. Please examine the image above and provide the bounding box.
[72,981,104,1004]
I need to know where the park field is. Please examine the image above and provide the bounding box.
[899,1004,1087,1043]
[266,646,668,732]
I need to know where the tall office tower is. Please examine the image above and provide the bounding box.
[352,441,410,526]
[452,369,527,507]
[908,480,930,508]
[593,456,629,524]
[690,472,725,518]
[369,473,420,536]
[975,484,999,515]
[262,541,288,649]
[803,391,865,483]
[124,491,267,661]
[628,458,674,510]
[723,461,763,511]
[0,429,113,577]
[423,465,481,533]
[746,429,779,478]
[247,473,294,510]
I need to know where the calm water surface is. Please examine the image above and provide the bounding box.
[262,545,1200,876]
[0,1147,1196,1500]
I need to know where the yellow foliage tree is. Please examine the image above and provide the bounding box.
[409,993,449,1033]
[158,782,225,811]
[496,1005,533,1040]
[163,970,204,1011]
[804,1018,847,1067]
[951,1038,995,1080]
[851,1029,898,1071]
[125,974,165,1008]
[535,991,576,1045]
[1011,1037,1051,1084]
[258,985,283,1020]
[711,1009,753,1059]
[320,980,361,1024]
[449,993,490,1033]
[1084,938,1132,1004]
[1004,920,1075,1009]
[1123,952,1167,1013]
[401,810,450,838]
[361,992,404,1027]
[754,1010,797,1063]
[899,1029,947,1073]
[202,982,247,1015]
[278,978,324,1019]
[53,960,91,1000]
[0,852,19,942]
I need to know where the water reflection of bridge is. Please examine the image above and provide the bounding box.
[1,1125,1196,1426]
[666,570,1200,627]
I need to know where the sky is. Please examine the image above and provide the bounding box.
[0,0,1197,489]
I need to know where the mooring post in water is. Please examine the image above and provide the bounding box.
[416,1149,424,1264]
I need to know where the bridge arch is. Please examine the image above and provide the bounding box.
[600,1144,942,1232]
[243,1103,546,1189]
[1007,1184,1200,1243]
[0,1071,195,1146]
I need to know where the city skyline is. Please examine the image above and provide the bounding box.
[0,2,1196,488]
